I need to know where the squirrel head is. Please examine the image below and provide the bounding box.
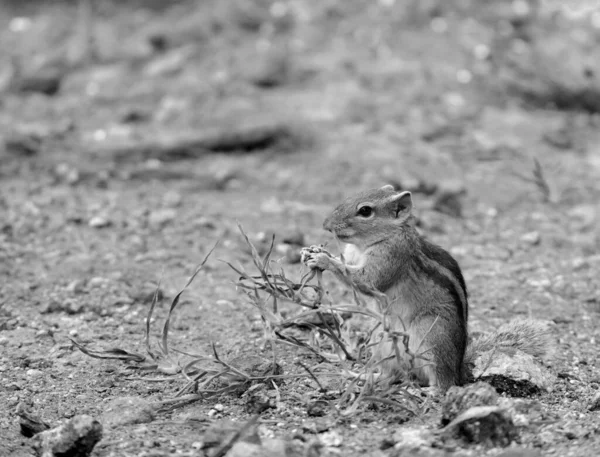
[323,185,413,248]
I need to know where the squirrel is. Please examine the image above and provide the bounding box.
[301,185,551,392]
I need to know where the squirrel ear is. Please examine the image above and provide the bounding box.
[380,184,395,192]
[388,191,412,217]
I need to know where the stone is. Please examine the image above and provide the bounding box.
[392,426,434,449]
[88,216,111,228]
[496,447,543,457]
[100,396,155,428]
[589,391,600,412]
[441,382,499,425]
[520,231,541,246]
[443,405,517,447]
[148,208,177,229]
[32,415,102,457]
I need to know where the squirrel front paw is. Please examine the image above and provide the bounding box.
[301,246,331,271]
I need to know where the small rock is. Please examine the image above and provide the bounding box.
[65,280,85,294]
[443,405,517,447]
[192,217,216,229]
[520,231,541,246]
[213,404,224,412]
[132,284,163,304]
[285,246,302,264]
[26,369,44,378]
[32,415,102,457]
[4,132,42,156]
[433,180,466,218]
[247,47,290,88]
[203,419,260,450]
[14,69,62,96]
[496,447,543,457]
[302,418,334,434]
[568,204,596,230]
[281,231,305,246]
[225,442,258,457]
[148,208,177,229]
[144,46,194,77]
[162,191,183,208]
[88,277,107,288]
[88,216,111,228]
[589,392,600,411]
[244,388,274,414]
[319,430,342,447]
[16,402,51,437]
[441,382,499,426]
[100,396,155,428]
[306,400,329,417]
[392,426,434,449]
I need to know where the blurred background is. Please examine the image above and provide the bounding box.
[2,0,600,325]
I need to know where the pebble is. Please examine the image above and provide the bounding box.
[213,404,224,412]
[33,415,102,457]
[393,427,433,448]
[88,277,107,288]
[589,392,600,411]
[26,369,44,378]
[520,231,541,246]
[148,208,177,229]
[101,396,155,428]
[319,430,342,447]
[89,216,111,228]
[162,191,183,208]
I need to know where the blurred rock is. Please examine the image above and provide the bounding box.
[319,430,342,447]
[16,402,51,437]
[494,13,600,113]
[101,396,155,428]
[4,132,42,157]
[88,216,111,229]
[144,46,195,77]
[13,68,62,96]
[496,448,543,457]
[281,231,305,246]
[542,128,573,150]
[589,392,600,412]
[244,387,275,414]
[148,208,177,229]
[433,180,466,218]
[392,426,434,450]
[441,382,499,426]
[203,419,260,451]
[568,204,596,230]
[32,415,102,457]
[247,46,290,88]
[443,405,517,447]
[306,400,329,417]
[520,231,540,246]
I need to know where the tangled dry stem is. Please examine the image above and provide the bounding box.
[72,225,428,416]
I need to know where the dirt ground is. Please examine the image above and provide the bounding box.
[1,1,600,456]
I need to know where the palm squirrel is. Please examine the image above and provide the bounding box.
[302,185,551,391]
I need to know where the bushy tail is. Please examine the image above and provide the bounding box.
[465,319,554,370]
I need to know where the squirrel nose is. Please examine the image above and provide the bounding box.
[323,216,333,232]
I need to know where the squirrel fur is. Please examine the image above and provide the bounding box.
[302,185,551,391]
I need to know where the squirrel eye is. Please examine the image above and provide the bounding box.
[357,206,373,217]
